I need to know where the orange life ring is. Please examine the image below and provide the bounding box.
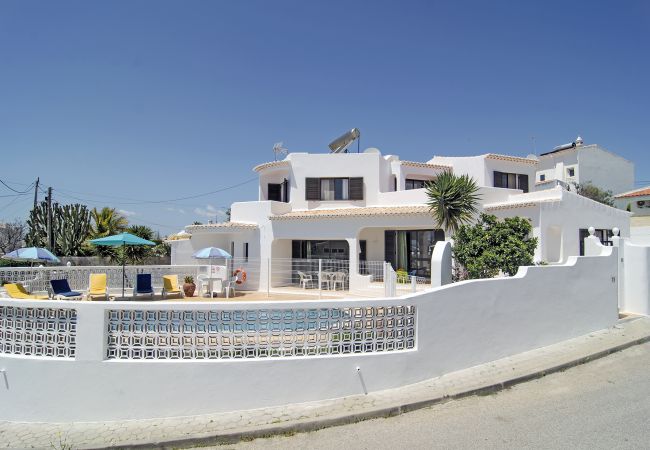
[233,268,247,284]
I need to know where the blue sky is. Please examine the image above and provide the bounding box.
[1,0,648,234]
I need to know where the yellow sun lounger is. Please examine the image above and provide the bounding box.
[162,275,183,299]
[87,273,108,301]
[4,283,49,300]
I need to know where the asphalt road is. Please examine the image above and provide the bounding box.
[214,342,650,450]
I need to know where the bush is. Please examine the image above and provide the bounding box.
[453,214,538,279]
[396,269,409,284]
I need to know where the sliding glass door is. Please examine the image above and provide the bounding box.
[385,229,444,277]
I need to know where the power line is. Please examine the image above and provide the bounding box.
[0,179,35,194]
[0,193,31,214]
[0,192,31,198]
[39,176,258,206]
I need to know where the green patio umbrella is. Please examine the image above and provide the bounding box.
[90,232,156,298]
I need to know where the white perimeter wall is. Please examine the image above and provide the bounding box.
[0,248,618,423]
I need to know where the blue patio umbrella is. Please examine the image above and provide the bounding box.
[192,247,232,259]
[192,247,232,282]
[90,232,156,298]
[2,247,60,264]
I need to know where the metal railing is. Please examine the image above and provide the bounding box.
[359,260,384,281]
[0,258,429,298]
[271,258,350,291]
[0,265,203,294]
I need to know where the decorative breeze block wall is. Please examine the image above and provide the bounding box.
[0,306,77,358]
[106,306,416,360]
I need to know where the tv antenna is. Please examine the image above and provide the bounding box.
[273,142,289,161]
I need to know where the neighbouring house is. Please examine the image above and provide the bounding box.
[169,143,631,290]
[614,186,650,245]
[533,136,635,196]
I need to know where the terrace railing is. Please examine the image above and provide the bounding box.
[0,258,428,298]
[270,258,350,292]
[0,265,203,295]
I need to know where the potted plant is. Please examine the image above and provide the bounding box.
[183,275,196,297]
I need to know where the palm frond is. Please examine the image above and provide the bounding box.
[425,171,481,234]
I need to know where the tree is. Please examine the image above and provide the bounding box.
[25,202,48,248]
[25,201,91,256]
[54,204,92,256]
[90,207,128,238]
[122,225,155,264]
[90,207,129,259]
[0,219,26,254]
[425,171,481,235]
[453,213,538,279]
[571,182,614,207]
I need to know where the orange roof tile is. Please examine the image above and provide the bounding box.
[615,187,650,199]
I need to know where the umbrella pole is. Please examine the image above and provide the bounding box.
[122,242,126,298]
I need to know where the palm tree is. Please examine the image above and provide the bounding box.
[123,225,155,264]
[90,207,128,261]
[425,171,481,235]
[90,207,128,238]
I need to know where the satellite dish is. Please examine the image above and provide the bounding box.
[273,142,289,161]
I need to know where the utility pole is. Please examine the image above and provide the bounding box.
[33,177,40,210]
[46,187,53,251]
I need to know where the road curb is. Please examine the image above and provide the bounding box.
[103,328,650,450]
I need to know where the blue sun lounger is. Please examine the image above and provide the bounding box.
[50,279,83,299]
[134,273,154,298]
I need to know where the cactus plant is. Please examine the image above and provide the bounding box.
[25,201,91,256]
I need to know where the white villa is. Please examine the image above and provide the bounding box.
[615,186,650,245]
[170,138,631,290]
[534,136,634,195]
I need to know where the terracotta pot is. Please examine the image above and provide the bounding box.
[183,282,196,297]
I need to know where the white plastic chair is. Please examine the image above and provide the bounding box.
[331,272,347,290]
[222,276,237,298]
[196,274,209,297]
[297,271,314,289]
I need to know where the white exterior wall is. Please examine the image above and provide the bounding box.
[483,159,537,190]
[0,248,618,422]
[270,152,394,210]
[429,155,536,192]
[169,239,195,265]
[487,188,629,262]
[536,145,634,196]
[618,239,650,316]
[396,163,444,191]
[258,167,291,201]
[536,150,579,186]
[577,145,634,195]
[615,194,650,216]
[358,228,388,261]
[428,155,489,185]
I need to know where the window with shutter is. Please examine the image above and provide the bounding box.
[268,183,282,201]
[493,171,505,188]
[305,178,320,200]
[349,177,364,200]
[518,174,529,193]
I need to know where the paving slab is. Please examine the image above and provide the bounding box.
[1,316,649,450]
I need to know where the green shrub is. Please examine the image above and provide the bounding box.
[396,269,409,283]
[453,213,538,279]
